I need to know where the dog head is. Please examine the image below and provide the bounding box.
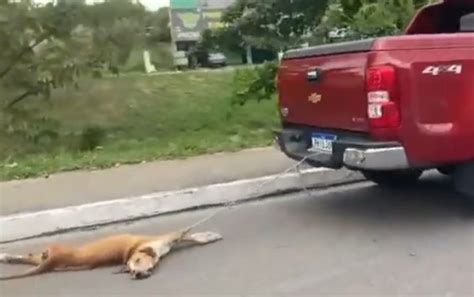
[126,247,157,280]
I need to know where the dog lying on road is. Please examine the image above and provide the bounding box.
[0,227,222,281]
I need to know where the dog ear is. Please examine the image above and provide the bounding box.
[122,242,142,263]
[139,247,157,258]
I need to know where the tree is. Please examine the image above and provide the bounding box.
[194,0,329,106]
[145,7,172,44]
[0,0,147,108]
[0,1,91,108]
[314,0,432,42]
[82,0,147,71]
[57,0,86,4]
[218,0,330,52]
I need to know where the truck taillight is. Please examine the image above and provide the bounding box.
[366,66,400,129]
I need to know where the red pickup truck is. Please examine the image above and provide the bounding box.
[275,0,474,198]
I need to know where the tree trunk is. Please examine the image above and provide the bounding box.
[246,45,253,65]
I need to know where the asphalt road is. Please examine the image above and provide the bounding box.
[1,173,473,296]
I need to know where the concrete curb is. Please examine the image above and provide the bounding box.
[0,168,364,243]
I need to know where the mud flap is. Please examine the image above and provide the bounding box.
[454,162,474,199]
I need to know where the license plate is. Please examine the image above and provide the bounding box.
[309,133,337,153]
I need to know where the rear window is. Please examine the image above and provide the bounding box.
[439,9,474,33]
[406,3,474,34]
[460,13,474,31]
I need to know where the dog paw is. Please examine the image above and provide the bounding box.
[0,253,15,264]
[190,232,223,244]
[0,253,7,263]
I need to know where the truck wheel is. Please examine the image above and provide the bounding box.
[454,162,474,199]
[362,169,423,187]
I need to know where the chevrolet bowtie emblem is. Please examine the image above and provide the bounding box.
[308,92,322,104]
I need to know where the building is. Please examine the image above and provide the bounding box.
[169,0,235,52]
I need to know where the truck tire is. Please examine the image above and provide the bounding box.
[454,162,474,199]
[362,169,423,187]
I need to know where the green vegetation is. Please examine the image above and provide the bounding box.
[0,70,279,180]
[315,0,433,42]
[0,0,172,109]
[0,0,436,181]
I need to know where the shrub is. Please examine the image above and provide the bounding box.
[78,125,106,152]
[232,62,278,106]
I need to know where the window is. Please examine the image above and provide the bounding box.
[460,12,474,32]
[406,3,474,34]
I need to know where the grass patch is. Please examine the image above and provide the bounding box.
[0,70,279,180]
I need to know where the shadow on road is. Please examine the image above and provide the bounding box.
[290,174,473,227]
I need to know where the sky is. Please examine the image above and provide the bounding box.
[138,0,169,10]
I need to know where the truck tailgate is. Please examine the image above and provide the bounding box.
[278,40,373,132]
[376,34,474,163]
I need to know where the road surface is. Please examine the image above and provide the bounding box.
[1,173,473,296]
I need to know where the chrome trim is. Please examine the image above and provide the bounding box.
[343,147,410,170]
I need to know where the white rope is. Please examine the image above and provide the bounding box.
[187,152,320,230]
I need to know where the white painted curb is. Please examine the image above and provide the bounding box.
[0,168,363,243]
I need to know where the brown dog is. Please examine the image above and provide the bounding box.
[0,227,222,281]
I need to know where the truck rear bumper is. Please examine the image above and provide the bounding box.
[274,128,410,171]
[343,147,409,170]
